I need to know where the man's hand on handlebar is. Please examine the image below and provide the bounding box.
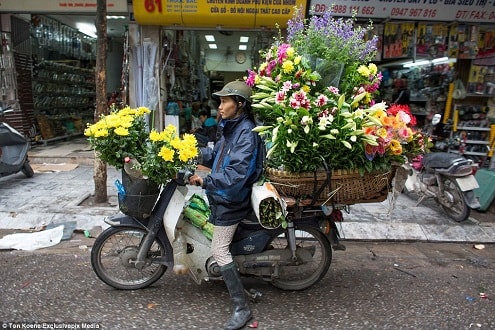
[188,174,203,187]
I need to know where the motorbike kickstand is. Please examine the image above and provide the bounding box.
[245,288,262,303]
[415,195,426,206]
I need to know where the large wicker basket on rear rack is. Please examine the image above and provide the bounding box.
[265,166,397,206]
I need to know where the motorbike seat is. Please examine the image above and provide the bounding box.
[234,216,264,241]
[231,216,274,255]
[422,152,469,169]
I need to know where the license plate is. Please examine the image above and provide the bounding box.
[456,176,479,191]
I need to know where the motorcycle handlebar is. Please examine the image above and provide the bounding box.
[175,168,195,186]
[0,107,14,116]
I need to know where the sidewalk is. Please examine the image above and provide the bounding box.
[0,137,493,244]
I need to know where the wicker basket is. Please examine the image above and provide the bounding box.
[265,167,396,205]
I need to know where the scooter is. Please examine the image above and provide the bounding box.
[403,114,480,222]
[0,105,34,178]
[90,169,337,293]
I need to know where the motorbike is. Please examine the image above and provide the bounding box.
[0,105,34,179]
[90,169,340,293]
[403,114,480,222]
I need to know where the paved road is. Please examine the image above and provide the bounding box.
[0,237,494,329]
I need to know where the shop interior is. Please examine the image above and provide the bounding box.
[0,14,494,170]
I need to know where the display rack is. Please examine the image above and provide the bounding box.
[29,14,96,145]
[32,60,95,144]
[449,103,492,165]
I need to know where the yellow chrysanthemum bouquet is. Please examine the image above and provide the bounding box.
[85,106,198,184]
[141,125,199,184]
[84,106,150,169]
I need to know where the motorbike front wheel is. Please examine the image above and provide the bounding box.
[440,177,470,222]
[268,226,332,291]
[91,227,167,290]
[21,161,34,178]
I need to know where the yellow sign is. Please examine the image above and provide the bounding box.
[132,0,306,29]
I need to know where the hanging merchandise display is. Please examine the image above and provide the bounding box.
[383,22,415,59]
[31,15,96,61]
[452,79,468,99]
[453,25,480,59]
[142,39,159,112]
[416,23,449,59]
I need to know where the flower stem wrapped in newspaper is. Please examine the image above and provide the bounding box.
[251,181,287,229]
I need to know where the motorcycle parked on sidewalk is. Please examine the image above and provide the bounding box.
[0,104,34,179]
[403,115,480,222]
[90,169,337,293]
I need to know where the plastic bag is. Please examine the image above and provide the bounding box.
[453,79,467,99]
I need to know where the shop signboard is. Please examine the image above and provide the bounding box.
[0,0,128,13]
[132,0,307,28]
[309,0,495,24]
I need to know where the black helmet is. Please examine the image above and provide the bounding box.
[212,80,252,103]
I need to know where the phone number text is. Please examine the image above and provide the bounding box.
[312,3,495,20]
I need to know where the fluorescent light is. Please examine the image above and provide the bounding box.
[239,36,249,43]
[239,44,247,50]
[402,57,457,68]
[76,22,96,38]
[403,60,430,68]
[107,16,126,19]
[208,44,217,49]
[432,57,448,64]
[205,35,215,42]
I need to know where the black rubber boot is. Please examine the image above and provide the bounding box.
[220,262,253,330]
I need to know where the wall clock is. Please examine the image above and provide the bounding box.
[235,52,247,64]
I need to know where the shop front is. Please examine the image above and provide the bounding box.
[0,0,494,170]
[0,0,128,145]
[125,0,308,133]
[305,0,495,169]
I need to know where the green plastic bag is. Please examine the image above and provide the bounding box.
[183,194,213,240]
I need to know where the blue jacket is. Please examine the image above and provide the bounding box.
[201,113,264,226]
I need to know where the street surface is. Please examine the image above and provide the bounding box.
[0,234,494,329]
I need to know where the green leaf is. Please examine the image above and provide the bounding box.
[251,92,272,99]
[321,134,336,139]
[252,125,273,132]
[255,84,276,92]
[337,94,346,109]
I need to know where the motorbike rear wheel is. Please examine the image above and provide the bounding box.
[440,177,470,222]
[268,226,332,291]
[91,227,167,290]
